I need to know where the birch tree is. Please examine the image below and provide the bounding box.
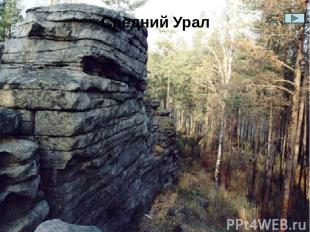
[203,0,239,186]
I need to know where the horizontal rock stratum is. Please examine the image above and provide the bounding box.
[0,4,178,232]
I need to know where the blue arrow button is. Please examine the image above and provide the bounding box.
[284,13,305,24]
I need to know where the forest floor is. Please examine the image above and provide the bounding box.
[136,158,259,232]
[136,149,309,232]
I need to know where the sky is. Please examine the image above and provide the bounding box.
[21,0,228,49]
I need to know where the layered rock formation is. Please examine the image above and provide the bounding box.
[0,4,178,232]
[0,108,50,232]
[153,113,177,158]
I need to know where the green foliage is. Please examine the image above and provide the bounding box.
[147,27,280,126]
[0,0,22,41]
[249,0,305,64]
[146,30,209,117]
[146,0,303,131]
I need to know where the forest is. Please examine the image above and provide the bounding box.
[145,0,309,230]
[0,0,309,231]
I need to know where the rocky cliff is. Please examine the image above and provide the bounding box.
[0,4,178,232]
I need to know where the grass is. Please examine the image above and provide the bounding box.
[137,160,259,232]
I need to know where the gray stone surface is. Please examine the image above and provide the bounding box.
[0,138,38,163]
[36,114,146,151]
[2,176,40,199]
[3,38,147,83]
[0,160,38,182]
[2,4,148,89]
[0,68,131,93]
[0,108,19,135]
[17,21,147,62]
[24,4,147,45]
[34,99,142,136]
[0,89,120,111]
[35,219,102,232]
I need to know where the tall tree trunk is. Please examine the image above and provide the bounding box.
[280,42,303,225]
[225,117,233,189]
[298,100,306,188]
[304,167,308,199]
[292,89,305,186]
[261,107,274,218]
[161,98,166,110]
[303,99,309,199]
[166,76,171,110]
[298,148,305,188]
[215,105,225,186]
[190,114,194,137]
[248,118,260,201]
[237,109,241,150]
[279,114,288,190]
[179,110,184,131]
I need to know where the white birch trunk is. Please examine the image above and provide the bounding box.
[215,105,225,186]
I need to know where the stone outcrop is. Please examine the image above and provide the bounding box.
[153,113,177,157]
[0,4,178,232]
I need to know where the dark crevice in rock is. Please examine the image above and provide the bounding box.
[82,55,122,80]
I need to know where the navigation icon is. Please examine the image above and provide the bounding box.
[284,13,305,24]
[291,15,298,21]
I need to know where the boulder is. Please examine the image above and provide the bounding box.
[34,219,102,232]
